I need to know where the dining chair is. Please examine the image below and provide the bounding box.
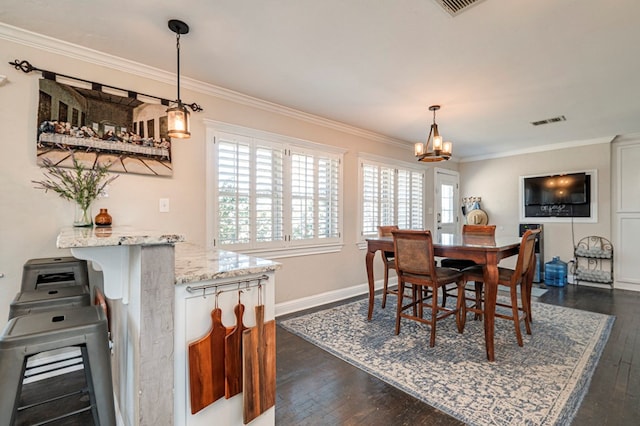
[463,229,540,347]
[378,225,400,309]
[441,225,496,317]
[391,229,465,347]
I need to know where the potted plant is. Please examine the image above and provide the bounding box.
[33,152,118,227]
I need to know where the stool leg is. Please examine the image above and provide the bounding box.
[80,345,101,424]
[0,350,28,425]
[85,329,116,426]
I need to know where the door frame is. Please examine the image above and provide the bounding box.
[434,168,460,240]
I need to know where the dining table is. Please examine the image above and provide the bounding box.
[365,233,523,361]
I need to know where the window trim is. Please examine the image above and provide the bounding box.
[357,153,426,247]
[205,119,346,258]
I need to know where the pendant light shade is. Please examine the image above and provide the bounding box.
[415,105,453,162]
[167,19,191,139]
[167,103,190,139]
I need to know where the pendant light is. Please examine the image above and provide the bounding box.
[167,19,191,139]
[414,105,453,162]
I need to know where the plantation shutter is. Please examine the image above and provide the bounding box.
[362,163,379,235]
[217,139,251,244]
[361,159,425,237]
[290,149,340,241]
[255,142,285,243]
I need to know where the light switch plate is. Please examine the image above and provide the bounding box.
[159,198,170,213]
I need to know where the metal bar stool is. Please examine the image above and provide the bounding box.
[22,257,89,292]
[9,286,91,320]
[0,305,115,425]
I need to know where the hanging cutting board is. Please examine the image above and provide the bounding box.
[188,307,226,414]
[242,304,276,424]
[225,301,247,398]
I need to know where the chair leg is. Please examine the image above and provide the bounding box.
[0,355,27,426]
[526,279,534,323]
[429,286,438,347]
[441,284,448,308]
[521,284,532,335]
[395,280,404,335]
[474,282,484,321]
[382,266,389,309]
[511,286,523,346]
[456,280,466,333]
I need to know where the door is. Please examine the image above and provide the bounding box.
[434,168,460,240]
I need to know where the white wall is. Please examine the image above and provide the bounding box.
[0,34,429,325]
[458,143,612,267]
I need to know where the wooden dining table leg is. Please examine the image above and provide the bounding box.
[483,257,499,362]
[365,248,377,321]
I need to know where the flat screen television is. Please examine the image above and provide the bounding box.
[524,172,589,206]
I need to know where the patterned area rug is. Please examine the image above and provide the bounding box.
[279,296,614,426]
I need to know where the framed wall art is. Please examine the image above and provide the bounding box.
[36,79,173,176]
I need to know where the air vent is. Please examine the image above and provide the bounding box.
[433,0,488,16]
[531,115,567,126]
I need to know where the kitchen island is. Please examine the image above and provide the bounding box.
[57,227,280,426]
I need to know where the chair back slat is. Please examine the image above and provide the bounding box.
[462,224,496,236]
[378,225,399,237]
[512,229,540,284]
[392,230,435,277]
[378,225,399,261]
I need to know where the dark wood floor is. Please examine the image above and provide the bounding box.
[276,284,640,425]
[16,284,639,425]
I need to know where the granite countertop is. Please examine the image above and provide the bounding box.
[56,226,185,248]
[56,227,279,285]
[174,242,281,285]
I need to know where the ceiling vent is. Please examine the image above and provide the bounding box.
[531,115,567,126]
[433,0,488,16]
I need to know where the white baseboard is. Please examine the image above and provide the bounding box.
[275,278,393,317]
[613,281,640,291]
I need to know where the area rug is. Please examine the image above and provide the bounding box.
[279,296,614,426]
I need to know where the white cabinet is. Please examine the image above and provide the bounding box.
[613,136,640,291]
[174,272,276,426]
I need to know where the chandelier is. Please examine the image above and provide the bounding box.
[414,105,452,162]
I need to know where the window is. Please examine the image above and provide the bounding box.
[206,121,344,257]
[359,156,425,240]
[440,183,454,225]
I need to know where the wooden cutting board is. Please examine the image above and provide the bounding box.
[225,302,247,398]
[188,307,226,414]
[242,304,276,424]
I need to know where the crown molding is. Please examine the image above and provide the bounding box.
[459,136,616,163]
[0,23,408,149]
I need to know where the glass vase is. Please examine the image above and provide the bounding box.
[73,203,93,227]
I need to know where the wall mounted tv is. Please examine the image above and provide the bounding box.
[523,172,591,218]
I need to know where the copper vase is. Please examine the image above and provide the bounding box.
[95,208,113,227]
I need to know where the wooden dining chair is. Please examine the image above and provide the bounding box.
[378,225,400,309]
[463,229,540,347]
[391,229,466,347]
[441,225,496,317]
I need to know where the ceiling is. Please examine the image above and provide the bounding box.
[2,0,640,160]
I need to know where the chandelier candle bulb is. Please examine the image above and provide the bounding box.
[443,141,452,155]
[414,143,425,156]
[433,135,443,151]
